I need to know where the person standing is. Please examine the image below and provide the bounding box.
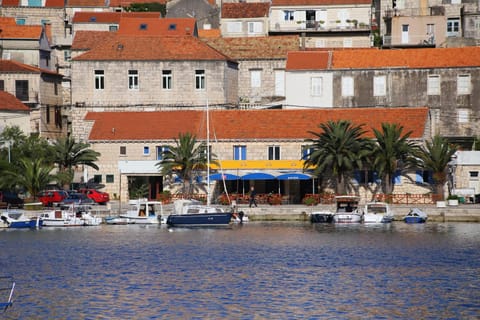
[249,186,258,208]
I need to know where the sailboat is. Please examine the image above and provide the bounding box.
[166,100,233,227]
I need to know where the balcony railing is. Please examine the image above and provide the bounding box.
[271,20,370,32]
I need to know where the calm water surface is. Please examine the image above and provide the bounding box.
[1,222,479,319]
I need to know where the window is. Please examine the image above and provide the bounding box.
[55,106,62,128]
[109,25,118,32]
[46,106,50,124]
[94,70,104,90]
[16,18,26,25]
[156,146,169,160]
[354,170,379,184]
[284,11,294,21]
[457,74,471,95]
[311,77,322,96]
[268,146,280,160]
[15,80,29,101]
[416,170,433,184]
[120,146,126,155]
[250,70,261,88]
[106,175,114,183]
[427,75,440,95]
[0,80,4,91]
[447,18,460,36]
[315,39,326,48]
[301,145,314,160]
[143,146,150,155]
[227,22,242,33]
[341,76,354,97]
[94,175,102,183]
[274,70,285,96]
[457,109,470,123]
[162,70,172,90]
[233,145,247,160]
[195,70,205,90]
[343,38,353,48]
[248,22,263,34]
[373,76,386,96]
[128,70,139,90]
[470,171,479,180]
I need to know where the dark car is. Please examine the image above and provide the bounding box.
[38,190,69,207]
[0,191,24,208]
[61,192,95,206]
[78,188,110,205]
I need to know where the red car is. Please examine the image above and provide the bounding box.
[38,190,69,207]
[79,189,110,205]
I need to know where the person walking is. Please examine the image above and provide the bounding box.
[249,186,258,208]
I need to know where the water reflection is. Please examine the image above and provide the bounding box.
[1,222,479,319]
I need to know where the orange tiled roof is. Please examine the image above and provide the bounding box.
[85,107,428,141]
[0,17,16,25]
[198,28,221,38]
[0,59,61,76]
[1,0,20,6]
[67,0,107,7]
[272,0,371,5]
[71,31,117,50]
[286,47,480,70]
[0,91,30,111]
[109,0,166,6]
[73,34,234,61]
[0,24,42,39]
[73,11,161,23]
[117,17,196,36]
[45,0,65,7]
[221,2,270,19]
[203,36,300,59]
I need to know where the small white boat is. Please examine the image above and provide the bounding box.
[404,207,428,223]
[333,196,363,223]
[0,211,43,229]
[40,205,101,227]
[119,199,164,224]
[104,216,129,225]
[363,202,394,223]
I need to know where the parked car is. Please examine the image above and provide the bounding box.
[61,192,95,206]
[0,191,24,208]
[38,190,69,207]
[78,188,110,205]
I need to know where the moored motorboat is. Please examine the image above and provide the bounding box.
[333,196,363,223]
[0,211,43,229]
[119,198,164,224]
[404,207,427,223]
[40,204,101,227]
[166,199,233,227]
[310,210,334,223]
[363,202,394,223]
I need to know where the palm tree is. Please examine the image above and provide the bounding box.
[52,136,100,189]
[370,123,418,195]
[304,120,371,194]
[156,132,217,196]
[417,135,458,200]
[2,157,55,201]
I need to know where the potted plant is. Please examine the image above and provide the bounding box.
[447,194,459,206]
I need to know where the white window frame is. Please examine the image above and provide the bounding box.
[156,146,169,160]
[284,11,294,21]
[227,21,242,33]
[94,70,104,90]
[143,146,150,156]
[341,76,354,97]
[373,75,386,96]
[311,77,322,96]
[268,145,281,160]
[128,70,139,90]
[250,70,261,88]
[447,18,460,37]
[457,74,471,95]
[248,21,263,34]
[233,145,247,160]
[427,74,440,95]
[195,70,205,90]
[162,70,172,90]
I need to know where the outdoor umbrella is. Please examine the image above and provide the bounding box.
[276,172,311,180]
[209,173,240,181]
[241,172,276,180]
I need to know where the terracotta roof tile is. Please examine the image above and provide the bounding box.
[286,51,330,70]
[67,0,107,7]
[71,31,117,50]
[0,59,61,76]
[73,11,161,23]
[45,0,65,7]
[221,2,270,19]
[0,17,16,25]
[109,0,166,6]
[272,0,371,5]
[73,34,234,61]
[117,17,196,36]
[203,36,300,59]
[0,91,30,111]
[0,24,42,39]
[85,107,428,141]
[198,28,221,38]
[1,0,20,6]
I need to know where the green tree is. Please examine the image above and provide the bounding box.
[370,123,418,195]
[417,135,458,200]
[52,136,100,189]
[156,132,216,196]
[2,158,54,200]
[304,120,371,194]
[123,2,166,16]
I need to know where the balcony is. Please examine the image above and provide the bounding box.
[271,19,371,33]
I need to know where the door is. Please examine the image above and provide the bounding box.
[401,24,409,44]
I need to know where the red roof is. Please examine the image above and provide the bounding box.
[117,17,196,36]
[0,17,16,25]
[73,11,161,23]
[221,2,270,19]
[286,47,480,70]
[71,31,117,50]
[45,0,65,7]
[0,24,43,39]
[0,91,30,112]
[272,0,371,5]
[198,28,221,38]
[0,59,61,76]
[85,107,428,141]
[109,0,166,6]
[67,0,108,7]
[73,34,234,61]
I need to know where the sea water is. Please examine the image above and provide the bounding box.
[1,222,479,319]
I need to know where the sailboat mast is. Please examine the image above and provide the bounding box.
[206,99,211,206]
